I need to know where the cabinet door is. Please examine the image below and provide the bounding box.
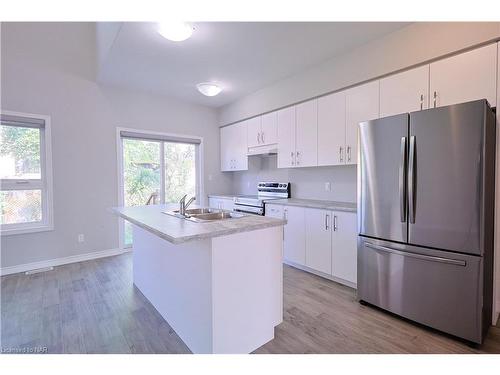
[318,91,346,166]
[261,112,278,145]
[295,99,318,167]
[380,65,430,117]
[246,117,262,148]
[430,43,497,108]
[283,206,306,265]
[221,198,235,211]
[332,211,357,285]
[265,204,283,219]
[345,81,379,165]
[232,122,248,171]
[305,208,332,275]
[220,126,232,171]
[277,106,296,169]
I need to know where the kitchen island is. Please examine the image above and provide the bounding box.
[111,204,286,354]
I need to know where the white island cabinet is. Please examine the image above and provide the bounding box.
[112,204,285,354]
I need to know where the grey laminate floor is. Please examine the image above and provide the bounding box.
[1,253,499,354]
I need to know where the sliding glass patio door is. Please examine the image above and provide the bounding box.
[120,131,199,247]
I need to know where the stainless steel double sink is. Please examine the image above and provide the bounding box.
[163,207,246,222]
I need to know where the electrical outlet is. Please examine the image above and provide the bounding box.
[325,182,331,192]
[208,174,213,181]
[78,234,85,243]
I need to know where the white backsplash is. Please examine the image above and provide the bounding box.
[231,155,357,202]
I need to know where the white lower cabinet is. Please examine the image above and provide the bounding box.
[305,208,332,275]
[274,204,357,288]
[282,205,306,265]
[208,197,235,211]
[331,211,357,285]
[265,204,283,219]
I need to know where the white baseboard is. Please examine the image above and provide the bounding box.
[0,247,132,276]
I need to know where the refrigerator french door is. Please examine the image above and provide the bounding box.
[357,99,495,344]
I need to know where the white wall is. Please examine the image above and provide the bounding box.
[0,22,232,269]
[232,156,356,202]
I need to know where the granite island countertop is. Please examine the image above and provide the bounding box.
[111,204,286,244]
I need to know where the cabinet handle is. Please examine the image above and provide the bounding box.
[325,214,330,230]
[333,215,338,231]
[420,94,424,110]
[296,151,300,165]
[433,91,437,108]
[339,146,343,162]
[347,146,351,162]
[291,151,295,166]
[257,133,261,144]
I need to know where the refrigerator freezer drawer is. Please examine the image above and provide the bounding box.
[357,237,484,343]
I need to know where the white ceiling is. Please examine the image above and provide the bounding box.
[97,22,411,108]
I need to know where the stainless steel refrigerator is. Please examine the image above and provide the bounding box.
[357,99,495,344]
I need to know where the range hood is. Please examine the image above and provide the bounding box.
[247,143,278,156]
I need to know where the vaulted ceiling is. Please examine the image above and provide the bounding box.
[97,22,411,108]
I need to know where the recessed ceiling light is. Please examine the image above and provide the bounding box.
[157,22,194,42]
[196,83,222,97]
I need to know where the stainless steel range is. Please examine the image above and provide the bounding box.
[233,182,290,215]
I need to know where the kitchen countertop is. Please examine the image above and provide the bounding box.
[111,204,286,244]
[266,198,357,212]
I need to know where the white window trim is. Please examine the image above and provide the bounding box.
[1,110,54,236]
[116,127,204,249]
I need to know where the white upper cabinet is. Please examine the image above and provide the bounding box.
[220,125,231,171]
[261,112,278,145]
[318,91,346,166]
[380,65,430,117]
[345,81,380,165]
[247,113,278,149]
[430,43,497,108]
[220,122,248,172]
[277,106,296,169]
[246,117,262,148]
[305,208,332,275]
[295,99,318,167]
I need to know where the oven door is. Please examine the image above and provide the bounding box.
[233,204,263,215]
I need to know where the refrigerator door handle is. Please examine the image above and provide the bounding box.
[408,135,416,224]
[364,242,466,266]
[399,137,407,222]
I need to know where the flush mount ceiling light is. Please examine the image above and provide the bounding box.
[196,83,222,97]
[157,22,194,42]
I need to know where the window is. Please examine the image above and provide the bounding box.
[0,112,53,235]
[117,129,201,247]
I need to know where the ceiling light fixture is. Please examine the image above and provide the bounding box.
[157,22,194,42]
[196,83,222,97]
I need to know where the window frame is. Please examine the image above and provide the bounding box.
[116,127,204,249]
[0,110,54,235]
